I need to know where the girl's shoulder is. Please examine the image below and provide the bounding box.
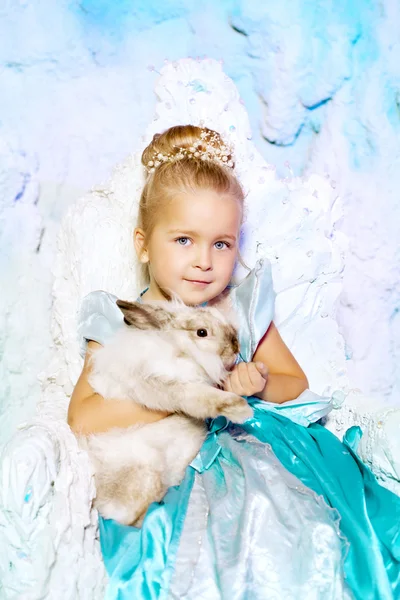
[77,290,124,357]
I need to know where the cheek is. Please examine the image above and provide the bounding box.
[151,243,180,271]
[161,244,186,264]
[196,338,216,352]
[215,255,236,284]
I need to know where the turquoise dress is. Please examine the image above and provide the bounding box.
[78,259,400,600]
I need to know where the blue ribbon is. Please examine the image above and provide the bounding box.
[190,416,229,473]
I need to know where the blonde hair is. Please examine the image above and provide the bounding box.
[137,124,247,287]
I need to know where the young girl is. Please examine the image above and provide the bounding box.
[68,125,400,600]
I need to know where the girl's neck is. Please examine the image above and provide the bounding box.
[140,287,169,303]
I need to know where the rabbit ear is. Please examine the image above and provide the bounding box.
[116,300,172,330]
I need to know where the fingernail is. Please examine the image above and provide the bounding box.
[256,362,265,370]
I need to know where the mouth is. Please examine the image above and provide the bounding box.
[184,279,212,286]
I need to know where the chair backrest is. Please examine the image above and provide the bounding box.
[38,57,350,419]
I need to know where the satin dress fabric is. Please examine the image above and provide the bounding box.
[78,259,400,599]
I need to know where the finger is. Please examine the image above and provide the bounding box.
[231,368,245,395]
[255,362,269,379]
[237,362,253,390]
[248,362,264,388]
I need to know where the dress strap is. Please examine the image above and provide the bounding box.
[137,287,149,302]
[229,258,276,363]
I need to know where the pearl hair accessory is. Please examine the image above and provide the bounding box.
[146,129,235,173]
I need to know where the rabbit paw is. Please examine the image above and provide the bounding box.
[214,392,254,424]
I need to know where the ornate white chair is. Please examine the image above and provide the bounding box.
[1,58,399,600]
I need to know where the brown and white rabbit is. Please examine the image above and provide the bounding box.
[80,299,253,527]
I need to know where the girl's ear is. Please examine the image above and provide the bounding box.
[134,228,149,263]
[116,300,172,329]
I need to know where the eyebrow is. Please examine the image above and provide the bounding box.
[168,229,237,241]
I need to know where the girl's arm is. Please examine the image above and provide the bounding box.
[67,341,170,435]
[252,322,309,404]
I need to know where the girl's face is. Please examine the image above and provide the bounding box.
[135,189,242,305]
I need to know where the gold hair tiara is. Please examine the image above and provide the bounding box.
[145,129,235,173]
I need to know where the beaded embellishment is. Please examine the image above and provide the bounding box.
[146,129,235,173]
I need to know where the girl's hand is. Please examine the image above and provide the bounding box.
[223,362,269,397]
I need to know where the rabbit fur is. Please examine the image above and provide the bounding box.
[79,298,253,527]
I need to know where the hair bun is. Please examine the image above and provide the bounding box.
[142,125,235,173]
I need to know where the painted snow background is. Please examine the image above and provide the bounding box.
[1,0,400,448]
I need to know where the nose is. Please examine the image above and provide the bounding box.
[194,245,212,270]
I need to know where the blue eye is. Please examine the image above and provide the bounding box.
[177,237,190,245]
[215,241,229,249]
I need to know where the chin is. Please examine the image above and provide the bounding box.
[164,289,204,307]
[180,285,212,303]
[183,295,207,307]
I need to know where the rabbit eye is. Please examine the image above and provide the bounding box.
[196,329,208,337]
